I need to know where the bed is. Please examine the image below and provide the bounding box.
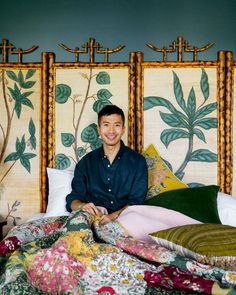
[1,36,236,294]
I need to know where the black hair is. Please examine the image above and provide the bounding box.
[98,105,125,125]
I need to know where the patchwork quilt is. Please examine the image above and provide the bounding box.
[1,209,236,294]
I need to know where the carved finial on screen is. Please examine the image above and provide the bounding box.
[147,36,214,61]
[0,38,38,63]
[59,37,125,62]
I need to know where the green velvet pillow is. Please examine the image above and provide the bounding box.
[150,223,236,270]
[144,185,221,223]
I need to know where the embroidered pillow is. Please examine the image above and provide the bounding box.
[144,185,221,223]
[142,144,187,199]
[150,223,236,270]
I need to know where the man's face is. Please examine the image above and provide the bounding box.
[98,114,125,147]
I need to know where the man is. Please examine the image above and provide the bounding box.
[66,105,148,224]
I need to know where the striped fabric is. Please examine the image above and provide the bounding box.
[150,223,236,270]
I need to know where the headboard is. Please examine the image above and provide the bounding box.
[0,36,234,232]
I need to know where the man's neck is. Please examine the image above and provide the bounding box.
[103,142,121,164]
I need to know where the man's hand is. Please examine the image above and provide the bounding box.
[79,202,102,216]
[99,212,118,225]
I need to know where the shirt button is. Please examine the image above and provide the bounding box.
[110,201,113,204]
[108,189,111,192]
[107,164,110,167]
[108,177,110,181]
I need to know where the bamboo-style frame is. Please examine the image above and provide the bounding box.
[46,52,136,167]
[135,51,234,194]
[0,59,48,213]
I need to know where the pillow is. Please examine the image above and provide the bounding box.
[144,185,221,223]
[44,168,74,218]
[117,205,201,242]
[217,192,236,226]
[142,144,187,199]
[150,223,236,270]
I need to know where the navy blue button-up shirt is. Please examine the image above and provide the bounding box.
[66,141,148,213]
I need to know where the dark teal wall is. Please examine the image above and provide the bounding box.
[1,0,236,62]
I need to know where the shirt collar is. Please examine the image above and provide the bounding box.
[100,140,125,160]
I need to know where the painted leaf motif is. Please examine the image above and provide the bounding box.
[29,118,36,136]
[159,112,189,128]
[6,71,18,82]
[55,84,72,104]
[81,123,99,143]
[96,71,110,84]
[200,68,209,101]
[144,96,178,113]
[160,128,190,148]
[4,152,20,162]
[187,87,196,117]
[21,97,34,109]
[76,147,86,157]
[90,138,103,150]
[93,99,112,113]
[15,136,26,154]
[20,157,31,173]
[26,69,36,80]
[193,128,206,142]
[21,81,36,89]
[194,118,217,130]
[189,149,217,162]
[18,70,24,87]
[61,133,75,147]
[30,135,36,150]
[55,153,71,169]
[194,102,217,120]
[173,71,187,113]
[97,89,112,100]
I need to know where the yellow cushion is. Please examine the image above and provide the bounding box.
[142,144,187,199]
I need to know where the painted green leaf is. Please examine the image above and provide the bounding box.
[193,128,206,142]
[187,87,196,118]
[61,133,75,147]
[22,153,36,160]
[189,149,217,162]
[15,101,22,118]
[144,96,177,113]
[6,71,18,82]
[22,91,34,99]
[4,152,20,162]
[81,123,99,143]
[21,81,36,89]
[29,118,36,136]
[21,97,34,109]
[26,69,36,80]
[159,112,189,128]
[30,135,36,150]
[90,138,103,150]
[93,99,112,113]
[55,84,72,104]
[55,153,71,169]
[96,71,110,84]
[173,71,187,113]
[160,128,190,148]
[20,157,31,173]
[200,68,209,101]
[18,70,24,87]
[97,89,112,100]
[194,102,217,120]
[76,147,86,157]
[194,118,217,130]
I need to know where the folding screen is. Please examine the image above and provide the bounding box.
[45,38,136,211]
[0,39,48,233]
[135,37,233,194]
